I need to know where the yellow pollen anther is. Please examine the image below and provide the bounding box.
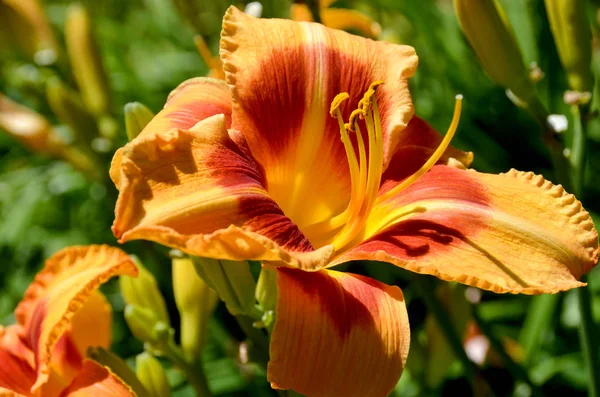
[330,92,350,117]
[347,109,364,132]
[361,80,384,112]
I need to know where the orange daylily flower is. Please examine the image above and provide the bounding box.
[110,7,599,397]
[0,245,138,397]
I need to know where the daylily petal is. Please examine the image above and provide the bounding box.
[110,77,232,186]
[13,245,137,393]
[68,292,112,360]
[394,116,473,170]
[220,6,418,228]
[112,114,333,269]
[0,326,35,396]
[268,268,409,397]
[44,291,113,391]
[59,360,135,397]
[333,166,599,294]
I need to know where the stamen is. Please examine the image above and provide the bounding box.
[346,109,364,132]
[330,92,350,116]
[377,94,463,204]
[304,82,392,250]
[360,80,384,112]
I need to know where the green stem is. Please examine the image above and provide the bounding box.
[473,310,543,397]
[236,315,270,369]
[162,340,212,397]
[411,275,476,381]
[577,276,600,397]
[528,100,572,190]
[519,294,560,365]
[570,104,589,198]
[570,105,600,397]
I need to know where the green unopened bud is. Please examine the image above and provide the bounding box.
[46,76,98,144]
[124,304,173,348]
[454,0,536,104]
[172,257,218,361]
[120,256,170,326]
[88,347,150,397]
[192,257,258,317]
[544,0,593,93]
[125,102,155,141]
[65,4,111,116]
[255,266,277,312]
[136,352,171,397]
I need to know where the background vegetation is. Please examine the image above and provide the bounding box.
[1,0,599,396]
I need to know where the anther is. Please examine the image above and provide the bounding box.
[347,109,364,132]
[361,80,384,112]
[330,92,350,117]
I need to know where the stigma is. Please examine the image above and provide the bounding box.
[307,83,463,253]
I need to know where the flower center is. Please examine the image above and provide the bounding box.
[303,82,463,254]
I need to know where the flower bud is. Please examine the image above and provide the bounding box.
[544,0,593,93]
[172,257,218,361]
[192,257,258,317]
[255,266,277,312]
[120,256,170,326]
[135,352,171,397]
[0,0,59,63]
[124,304,174,349]
[124,102,155,141]
[0,93,51,152]
[454,0,537,104]
[65,3,111,116]
[46,76,99,144]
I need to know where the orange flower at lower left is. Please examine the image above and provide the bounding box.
[0,245,138,397]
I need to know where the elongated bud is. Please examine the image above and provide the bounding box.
[65,3,111,116]
[192,257,259,317]
[0,0,59,64]
[454,0,537,104]
[120,256,170,326]
[544,0,593,93]
[0,93,51,152]
[88,347,149,396]
[124,102,155,141]
[136,352,171,397]
[172,257,218,361]
[46,76,98,144]
[0,93,100,177]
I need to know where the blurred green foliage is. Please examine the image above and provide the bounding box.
[1,0,600,396]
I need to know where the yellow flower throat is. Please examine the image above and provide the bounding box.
[304,82,463,253]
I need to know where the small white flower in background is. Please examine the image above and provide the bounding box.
[245,2,263,18]
[547,114,568,133]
